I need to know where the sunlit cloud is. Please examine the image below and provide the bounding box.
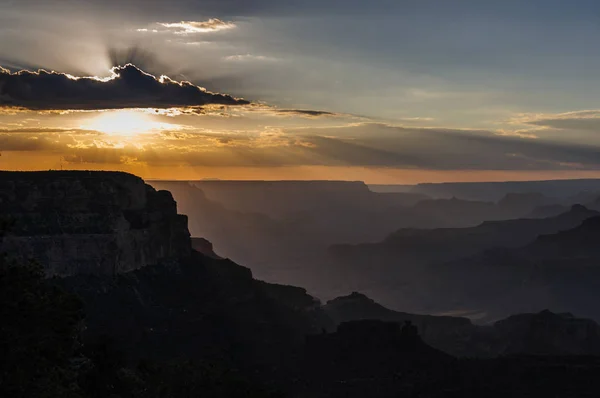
[4,121,597,171]
[158,19,236,34]
[142,105,234,117]
[494,129,539,139]
[244,105,342,119]
[224,54,279,62]
[399,117,435,122]
[184,41,212,46]
[138,104,354,122]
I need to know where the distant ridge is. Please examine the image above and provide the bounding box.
[371,178,600,201]
[148,179,366,183]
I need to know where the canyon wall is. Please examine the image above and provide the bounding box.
[0,171,191,276]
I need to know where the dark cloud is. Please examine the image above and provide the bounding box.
[0,64,250,111]
[0,58,45,73]
[276,109,337,117]
[107,47,162,74]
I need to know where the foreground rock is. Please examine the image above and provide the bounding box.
[0,171,190,277]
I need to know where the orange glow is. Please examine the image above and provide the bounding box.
[81,110,179,137]
[2,152,600,185]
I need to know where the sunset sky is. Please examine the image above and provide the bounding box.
[2,0,600,183]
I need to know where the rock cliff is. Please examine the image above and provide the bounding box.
[0,171,191,277]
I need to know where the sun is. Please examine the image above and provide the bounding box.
[83,110,175,136]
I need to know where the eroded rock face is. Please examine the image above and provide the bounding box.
[0,171,191,276]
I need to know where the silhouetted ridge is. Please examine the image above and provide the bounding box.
[407,178,600,201]
[528,203,569,218]
[328,205,599,317]
[325,292,471,328]
[431,211,600,322]
[325,293,600,357]
[527,215,600,256]
[305,319,452,377]
[570,203,590,212]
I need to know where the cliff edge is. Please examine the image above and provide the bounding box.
[0,171,191,277]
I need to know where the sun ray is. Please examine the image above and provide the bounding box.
[81,109,180,137]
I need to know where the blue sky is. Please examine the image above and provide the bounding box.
[1,0,600,182]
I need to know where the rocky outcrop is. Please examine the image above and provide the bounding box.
[58,250,328,368]
[497,192,549,215]
[524,215,600,259]
[324,292,472,333]
[324,292,481,356]
[304,319,452,375]
[191,237,221,259]
[430,214,600,321]
[327,205,599,318]
[0,171,191,277]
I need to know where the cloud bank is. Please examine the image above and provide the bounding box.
[0,64,249,111]
[158,19,236,34]
[3,122,600,171]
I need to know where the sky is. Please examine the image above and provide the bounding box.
[2,0,600,183]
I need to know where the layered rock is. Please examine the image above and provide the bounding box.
[324,292,479,356]
[0,171,191,277]
[324,292,473,334]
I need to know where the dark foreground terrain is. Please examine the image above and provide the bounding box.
[2,171,600,397]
